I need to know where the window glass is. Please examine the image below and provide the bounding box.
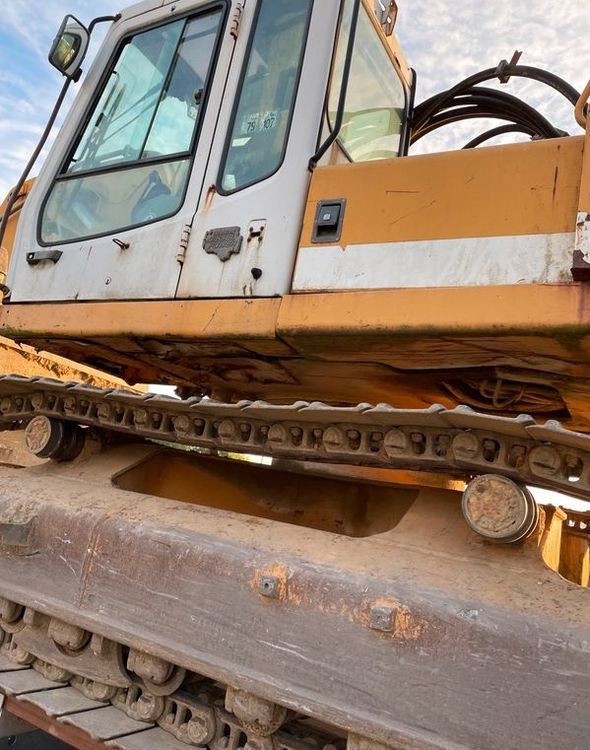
[42,161,190,243]
[220,0,312,193]
[41,8,223,245]
[144,13,220,156]
[329,5,406,162]
[69,21,184,173]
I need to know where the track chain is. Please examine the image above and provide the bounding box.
[1,375,590,501]
[0,602,345,750]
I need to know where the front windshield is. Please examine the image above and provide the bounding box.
[40,7,223,245]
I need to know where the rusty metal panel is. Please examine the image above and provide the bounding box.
[0,455,587,750]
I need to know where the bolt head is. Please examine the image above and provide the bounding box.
[96,403,111,420]
[369,605,396,632]
[452,432,480,460]
[383,429,407,457]
[529,445,561,476]
[267,424,287,446]
[258,575,280,599]
[133,409,149,427]
[323,426,345,451]
[218,420,235,440]
[173,415,191,435]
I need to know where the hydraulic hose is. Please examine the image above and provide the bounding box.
[410,61,581,148]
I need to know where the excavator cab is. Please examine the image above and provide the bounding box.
[7,0,411,302]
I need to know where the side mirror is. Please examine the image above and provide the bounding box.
[48,15,89,79]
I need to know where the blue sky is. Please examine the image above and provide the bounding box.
[0,0,588,197]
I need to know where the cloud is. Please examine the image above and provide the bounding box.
[0,0,587,196]
[0,0,119,198]
[396,0,588,151]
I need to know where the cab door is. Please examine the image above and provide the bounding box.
[8,0,240,302]
[175,0,341,299]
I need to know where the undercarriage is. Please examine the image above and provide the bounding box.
[0,377,588,750]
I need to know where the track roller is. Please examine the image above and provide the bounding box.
[24,416,85,461]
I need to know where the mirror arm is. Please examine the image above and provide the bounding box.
[0,78,72,270]
[0,12,122,268]
[88,14,121,34]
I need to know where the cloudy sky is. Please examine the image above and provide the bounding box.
[0,0,588,197]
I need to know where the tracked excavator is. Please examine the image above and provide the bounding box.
[0,1,589,749]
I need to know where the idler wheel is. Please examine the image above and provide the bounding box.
[462,474,539,544]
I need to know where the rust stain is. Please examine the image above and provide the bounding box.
[204,185,216,211]
[359,597,426,642]
[251,563,289,602]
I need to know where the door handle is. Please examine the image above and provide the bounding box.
[26,250,63,266]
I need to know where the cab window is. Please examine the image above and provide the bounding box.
[329,3,407,162]
[40,6,224,245]
[219,0,313,194]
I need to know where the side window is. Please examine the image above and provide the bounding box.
[40,7,224,245]
[219,0,313,194]
[328,4,407,162]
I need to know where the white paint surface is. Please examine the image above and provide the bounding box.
[293,232,575,291]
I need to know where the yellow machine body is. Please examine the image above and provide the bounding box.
[0,3,588,750]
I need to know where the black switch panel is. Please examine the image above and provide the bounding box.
[312,199,346,243]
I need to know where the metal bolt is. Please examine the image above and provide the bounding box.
[383,428,407,457]
[267,424,287,446]
[30,394,44,410]
[217,420,235,440]
[258,575,280,599]
[63,396,76,414]
[323,426,345,451]
[529,445,561,477]
[369,605,396,632]
[96,403,111,420]
[452,432,480,460]
[134,409,149,427]
[173,415,191,435]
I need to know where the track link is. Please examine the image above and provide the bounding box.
[0,375,590,502]
[0,605,350,750]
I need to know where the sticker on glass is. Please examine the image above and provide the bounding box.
[260,111,279,131]
[241,113,260,135]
